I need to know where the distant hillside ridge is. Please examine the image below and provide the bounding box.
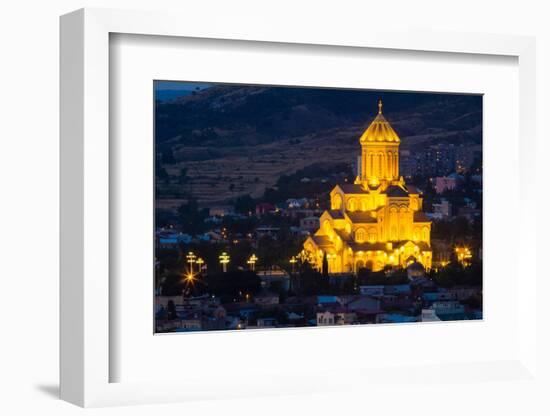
[155,85,482,161]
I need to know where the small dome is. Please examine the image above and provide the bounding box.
[359,100,401,144]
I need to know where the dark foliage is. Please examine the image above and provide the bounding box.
[204,270,261,298]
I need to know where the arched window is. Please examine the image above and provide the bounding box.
[368,228,377,243]
[377,153,383,177]
[323,220,331,234]
[332,193,342,210]
[355,228,366,243]
[348,198,357,211]
[369,153,375,177]
[413,228,420,241]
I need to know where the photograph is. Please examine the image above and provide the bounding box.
[154,81,483,333]
[2,1,544,413]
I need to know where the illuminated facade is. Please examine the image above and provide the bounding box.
[303,100,432,273]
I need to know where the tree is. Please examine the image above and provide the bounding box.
[298,268,329,296]
[166,300,178,320]
[234,194,255,214]
[161,271,185,296]
[432,260,482,288]
[177,199,207,235]
[204,270,261,298]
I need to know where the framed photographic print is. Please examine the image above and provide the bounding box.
[153,82,483,334]
[60,7,538,408]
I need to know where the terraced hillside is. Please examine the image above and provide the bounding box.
[155,85,482,208]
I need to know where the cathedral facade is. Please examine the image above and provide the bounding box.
[303,101,432,273]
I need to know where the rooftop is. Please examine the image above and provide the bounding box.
[345,211,377,223]
[311,235,333,248]
[336,183,368,194]
[358,100,401,144]
[413,212,431,223]
[386,185,409,198]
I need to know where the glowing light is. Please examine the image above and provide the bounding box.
[196,257,205,271]
[301,101,432,273]
[219,252,230,273]
[289,256,297,273]
[455,246,472,267]
[186,251,197,274]
[247,254,258,271]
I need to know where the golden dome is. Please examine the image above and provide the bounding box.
[359,100,400,144]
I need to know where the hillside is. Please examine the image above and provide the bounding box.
[154,85,482,206]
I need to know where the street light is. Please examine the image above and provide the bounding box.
[455,246,472,267]
[289,256,297,273]
[184,271,195,283]
[219,252,230,273]
[196,257,205,272]
[186,251,197,275]
[247,254,258,271]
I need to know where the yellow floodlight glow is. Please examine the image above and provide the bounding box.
[219,252,230,272]
[247,254,258,271]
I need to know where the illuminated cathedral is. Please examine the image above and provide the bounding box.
[303,100,432,273]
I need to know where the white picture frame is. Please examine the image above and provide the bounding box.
[60,7,538,408]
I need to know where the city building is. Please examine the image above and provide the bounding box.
[400,144,458,178]
[255,226,280,239]
[334,310,357,325]
[300,216,320,233]
[430,300,466,320]
[258,266,291,291]
[303,101,432,272]
[209,205,235,217]
[254,289,280,305]
[286,198,309,209]
[157,232,192,249]
[358,285,384,297]
[434,174,463,194]
[421,309,441,322]
[344,295,381,313]
[432,199,452,219]
[406,261,425,280]
[316,311,335,326]
[255,202,276,215]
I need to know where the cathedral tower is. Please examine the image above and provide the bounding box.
[356,100,401,188]
[303,101,432,273]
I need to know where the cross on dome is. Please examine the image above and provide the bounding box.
[358,100,400,144]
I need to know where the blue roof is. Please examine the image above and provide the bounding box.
[422,293,439,301]
[159,238,178,244]
[379,313,417,323]
[317,296,338,304]
[384,284,411,294]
